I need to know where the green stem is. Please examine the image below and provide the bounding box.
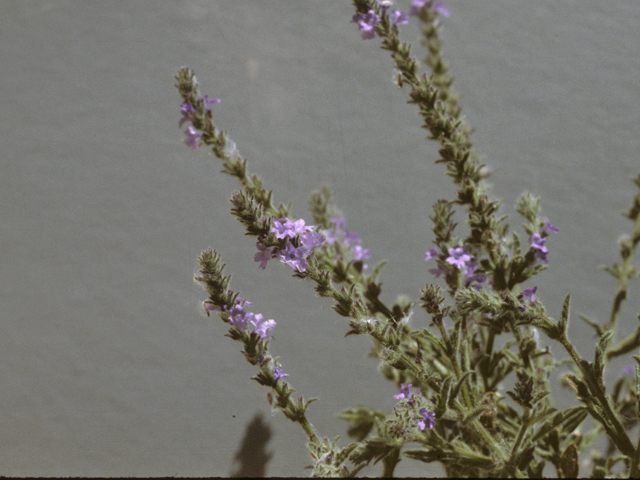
[559,334,635,456]
[609,212,640,333]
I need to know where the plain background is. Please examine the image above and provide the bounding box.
[2,1,640,476]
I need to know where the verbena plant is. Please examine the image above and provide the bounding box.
[174,1,640,477]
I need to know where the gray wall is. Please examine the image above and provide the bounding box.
[2,1,639,476]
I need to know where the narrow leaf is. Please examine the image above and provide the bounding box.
[577,314,604,336]
[594,330,613,387]
[438,376,454,415]
[559,293,571,335]
[449,370,475,407]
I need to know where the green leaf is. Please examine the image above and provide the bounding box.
[558,293,571,335]
[337,406,386,441]
[512,231,521,256]
[438,376,454,415]
[560,443,579,478]
[560,406,588,436]
[531,411,564,443]
[577,314,605,336]
[594,330,614,387]
[449,371,475,407]
[462,406,489,424]
[527,404,556,426]
[411,328,445,351]
[403,447,495,469]
[564,374,590,402]
[633,355,640,417]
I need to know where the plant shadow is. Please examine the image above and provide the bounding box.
[229,412,273,478]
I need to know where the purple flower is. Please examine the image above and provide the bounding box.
[234,297,253,309]
[394,383,413,400]
[417,408,436,431]
[446,247,473,269]
[343,230,361,246]
[425,245,439,261]
[270,217,314,240]
[323,227,339,245]
[391,10,409,25]
[429,264,448,278]
[409,0,427,16]
[271,218,291,240]
[410,0,450,18]
[523,286,537,303]
[228,304,253,331]
[353,10,380,40]
[179,102,195,128]
[251,313,276,340]
[464,261,487,290]
[432,1,451,17]
[254,243,274,269]
[288,218,314,236]
[331,217,346,230]
[205,302,220,313]
[352,244,371,261]
[273,367,289,386]
[299,231,326,256]
[276,243,309,272]
[183,125,201,151]
[531,233,549,264]
[623,365,635,377]
[544,219,559,234]
[201,95,220,109]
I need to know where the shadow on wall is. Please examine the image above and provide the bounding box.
[230,412,273,477]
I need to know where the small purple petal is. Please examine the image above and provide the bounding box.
[417,409,436,431]
[391,10,409,26]
[432,1,451,18]
[251,313,276,340]
[254,243,274,269]
[544,219,559,234]
[523,286,537,303]
[425,246,439,261]
[273,367,289,386]
[183,125,201,151]
[446,247,473,269]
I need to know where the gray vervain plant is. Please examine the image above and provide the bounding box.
[175,1,640,477]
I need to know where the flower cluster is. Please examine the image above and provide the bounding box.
[351,3,409,40]
[177,1,640,476]
[179,95,220,151]
[530,219,558,264]
[424,244,487,290]
[409,0,451,18]
[388,384,436,438]
[254,217,325,272]
[323,216,371,268]
[207,296,276,340]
